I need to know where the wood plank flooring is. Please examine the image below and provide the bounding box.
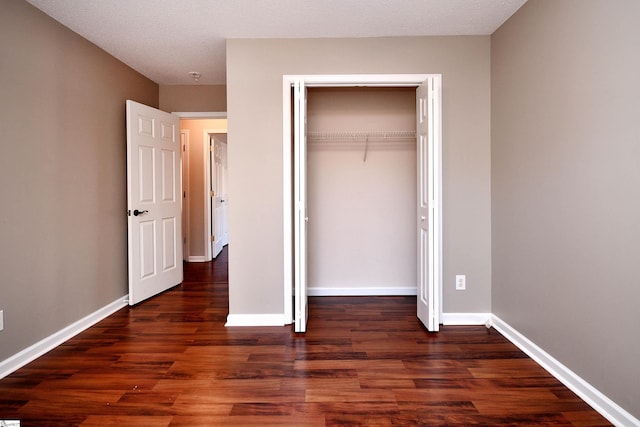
[0,248,610,426]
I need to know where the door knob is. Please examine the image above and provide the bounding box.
[133,209,148,216]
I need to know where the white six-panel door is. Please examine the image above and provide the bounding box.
[126,100,183,305]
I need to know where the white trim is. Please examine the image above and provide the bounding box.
[172,111,227,119]
[433,78,444,319]
[308,287,417,296]
[0,296,128,379]
[492,315,639,427]
[441,312,492,326]
[188,256,208,262]
[284,74,431,87]
[282,76,293,324]
[282,73,442,328]
[225,313,288,327]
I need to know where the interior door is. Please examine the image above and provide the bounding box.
[211,136,224,258]
[180,130,189,261]
[416,79,440,331]
[293,81,309,333]
[219,141,230,246]
[126,100,183,305]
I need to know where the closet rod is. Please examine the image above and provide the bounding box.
[307,130,416,141]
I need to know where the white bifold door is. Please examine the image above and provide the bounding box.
[291,75,441,333]
[293,81,309,333]
[416,79,441,331]
[126,100,183,305]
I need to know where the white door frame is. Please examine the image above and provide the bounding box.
[282,74,443,324]
[180,129,190,261]
[172,112,227,262]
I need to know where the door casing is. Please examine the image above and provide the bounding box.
[282,74,443,325]
[172,112,227,262]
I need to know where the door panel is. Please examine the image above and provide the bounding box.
[416,79,440,332]
[139,220,156,279]
[138,146,155,202]
[162,217,178,271]
[294,81,308,333]
[161,150,176,202]
[127,100,183,305]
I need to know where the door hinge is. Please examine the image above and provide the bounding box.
[211,235,215,242]
[211,191,215,197]
[210,144,214,152]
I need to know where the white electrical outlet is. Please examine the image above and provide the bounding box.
[455,275,466,290]
[0,310,3,331]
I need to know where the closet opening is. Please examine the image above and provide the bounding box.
[305,87,417,298]
[283,74,442,333]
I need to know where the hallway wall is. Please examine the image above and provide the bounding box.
[160,85,226,112]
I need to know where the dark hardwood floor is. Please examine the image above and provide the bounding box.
[0,247,610,426]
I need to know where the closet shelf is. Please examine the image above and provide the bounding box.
[307,130,416,142]
[307,131,416,162]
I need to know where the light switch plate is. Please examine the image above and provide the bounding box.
[0,310,4,331]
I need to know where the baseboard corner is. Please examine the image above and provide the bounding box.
[225,313,289,327]
[441,312,492,326]
[491,315,639,427]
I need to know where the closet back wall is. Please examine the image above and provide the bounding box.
[307,87,417,295]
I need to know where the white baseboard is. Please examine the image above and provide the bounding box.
[308,286,417,296]
[225,313,289,327]
[188,256,208,262]
[491,315,639,427]
[0,296,128,380]
[441,312,492,326]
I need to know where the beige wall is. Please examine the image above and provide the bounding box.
[492,0,640,418]
[227,36,492,316]
[179,119,228,259]
[0,0,158,360]
[160,85,227,112]
[307,88,417,292]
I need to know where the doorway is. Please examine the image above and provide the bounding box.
[209,133,229,258]
[305,87,417,297]
[175,115,228,262]
[283,74,443,333]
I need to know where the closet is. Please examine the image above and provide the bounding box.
[306,87,417,296]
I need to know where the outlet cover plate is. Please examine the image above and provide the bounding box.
[455,275,466,290]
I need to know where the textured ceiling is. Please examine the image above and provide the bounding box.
[25,0,527,85]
